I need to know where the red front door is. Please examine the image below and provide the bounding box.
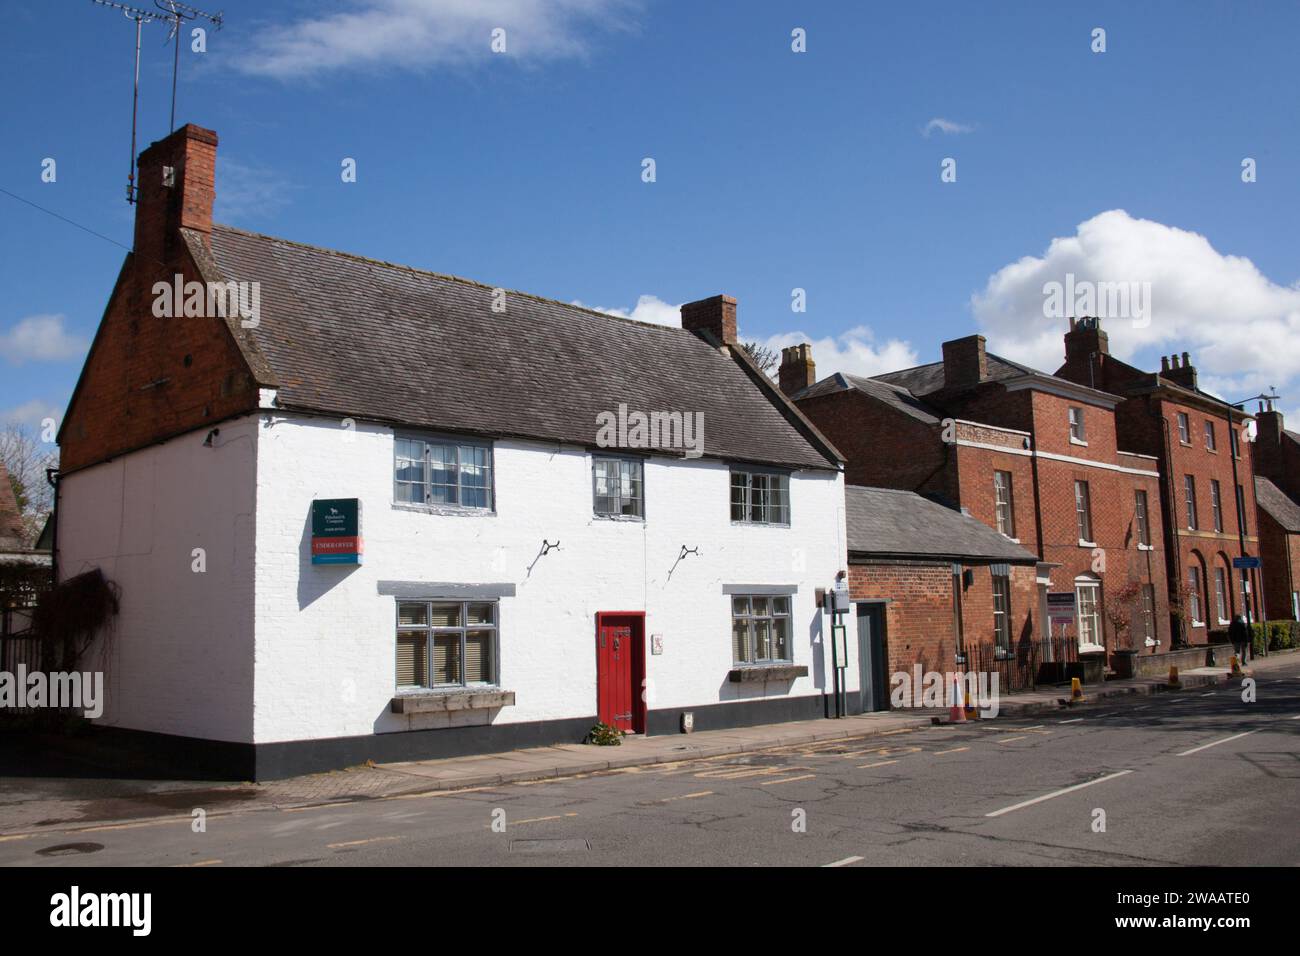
[596,613,644,733]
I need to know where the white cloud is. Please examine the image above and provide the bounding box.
[0,314,87,365]
[922,117,975,137]
[0,398,63,433]
[970,210,1300,404]
[576,293,679,327]
[757,326,919,380]
[237,0,637,79]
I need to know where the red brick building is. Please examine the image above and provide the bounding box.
[1055,318,1260,642]
[845,485,1039,707]
[1251,406,1300,620]
[785,333,1171,663]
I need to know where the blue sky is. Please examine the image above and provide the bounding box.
[3,0,1299,434]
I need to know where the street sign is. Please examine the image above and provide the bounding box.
[1232,556,1261,570]
[311,498,363,565]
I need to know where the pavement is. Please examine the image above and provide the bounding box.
[0,651,1292,845]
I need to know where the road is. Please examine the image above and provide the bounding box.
[4,661,1298,867]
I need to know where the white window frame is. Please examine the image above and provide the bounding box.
[395,434,495,511]
[1184,475,1198,531]
[1069,406,1087,444]
[1177,412,1191,444]
[1075,578,1103,652]
[994,470,1015,538]
[1140,583,1157,646]
[730,595,793,664]
[1210,479,1223,533]
[1204,420,1217,451]
[1074,480,1094,544]
[992,570,1012,652]
[1135,489,1152,547]
[1188,566,1205,627]
[730,469,791,526]
[1213,566,1229,624]
[396,600,499,690]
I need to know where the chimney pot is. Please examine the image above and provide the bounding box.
[1161,355,1170,373]
[778,343,817,396]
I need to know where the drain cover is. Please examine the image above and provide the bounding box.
[509,839,590,853]
[36,842,104,857]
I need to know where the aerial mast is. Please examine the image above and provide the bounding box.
[89,0,163,203]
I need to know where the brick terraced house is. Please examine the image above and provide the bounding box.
[1056,318,1261,641]
[1250,405,1300,621]
[844,485,1038,709]
[53,125,857,779]
[784,332,1171,668]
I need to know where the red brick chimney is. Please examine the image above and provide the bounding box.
[133,124,218,268]
[681,295,737,346]
[1253,404,1285,479]
[1163,351,1198,391]
[778,343,816,395]
[941,334,987,390]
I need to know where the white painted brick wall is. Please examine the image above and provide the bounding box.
[253,415,856,744]
[56,417,258,742]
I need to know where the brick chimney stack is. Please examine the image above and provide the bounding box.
[941,334,987,390]
[1064,316,1109,363]
[778,344,816,395]
[680,294,737,346]
[133,124,218,269]
[1163,351,1198,390]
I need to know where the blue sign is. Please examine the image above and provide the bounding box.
[1232,556,1261,570]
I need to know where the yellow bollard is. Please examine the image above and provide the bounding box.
[1071,677,1085,702]
[1230,655,1241,676]
[1167,665,1182,689]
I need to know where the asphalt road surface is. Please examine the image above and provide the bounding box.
[4,661,1298,867]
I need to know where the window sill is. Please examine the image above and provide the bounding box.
[728,664,807,683]
[593,513,645,523]
[1078,643,1106,655]
[390,688,515,714]
[393,502,496,518]
[1078,540,1097,548]
[1070,437,1088,447]
[1138,543,1154,551]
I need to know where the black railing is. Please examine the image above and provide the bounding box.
[957,636,1080,692]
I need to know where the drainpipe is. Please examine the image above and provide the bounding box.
[1160,412,1183,647]
[1225,403,1253,635]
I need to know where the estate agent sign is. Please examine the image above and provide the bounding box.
[311,498,363,565]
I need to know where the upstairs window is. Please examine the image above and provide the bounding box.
[1236,484,1248,535]
[1230,426,1240,459]
[1184,475,1198,530]
[992,567,1012,652]
[1068,407,1087,443]
[396,436,493,510]
[1074,480,1093,543]
[1177,413,1190,443]
[593,457,644,518]
[731,470,790,525]
[1204,420,1217,451]
[1135,490,1152,547]
[994,470,1015,537]
[1210,479,1223,532]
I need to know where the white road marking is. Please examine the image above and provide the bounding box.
[1177,731,1258,757]
[1059,718,1084,723]
[760,774,816,786]
[934,747,969,755]
[823,855,864,867]
[985,770,1134,818]
[998,735,1029,743]
[658,790,714,802]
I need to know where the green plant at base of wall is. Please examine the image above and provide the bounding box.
[586,721,625,746]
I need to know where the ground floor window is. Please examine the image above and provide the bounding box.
[1075,579,1102,650]
[1214,566,1230,624]
[1140,584,1156,645]
[731,595,792,664]
[992,566,1012,654]
[397,601,498,689]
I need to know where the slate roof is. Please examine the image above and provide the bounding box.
[845,485,1037,562]
[1254,477,1300,534]
[794,373,941,425]
[873,354,1041,396]
[199,225,839,470]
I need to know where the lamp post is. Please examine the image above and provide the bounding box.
[1225,390,1280,651]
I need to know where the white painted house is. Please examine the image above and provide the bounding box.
[55,125,856,779]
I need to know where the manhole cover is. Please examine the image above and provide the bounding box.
[509,839,590,853]
[36,842,104,857]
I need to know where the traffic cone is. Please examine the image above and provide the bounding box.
[1167,665,1181,689]
[1230,654,1241,676]
[948,675,967,723]
[964,685,979,721]
[1071,677,1085,703]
